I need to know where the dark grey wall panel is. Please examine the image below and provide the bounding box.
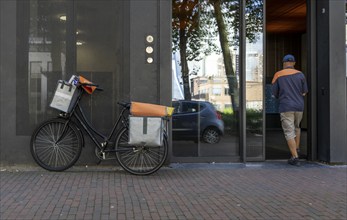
[127,0,171,106]
[159,0,172,106]
[328,0,346,163]
[316,0,330,162]
[316,0,347,163]
[0,1,33,166]
[129,0,159,103]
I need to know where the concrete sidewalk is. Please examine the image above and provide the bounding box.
[1,162,346,220]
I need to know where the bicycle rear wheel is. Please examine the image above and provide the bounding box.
[115,128,168,175]
[30,118,82,171]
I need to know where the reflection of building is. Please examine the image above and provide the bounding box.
[200,53,240,77]
[245,49,263,110]
[28,36,66,125]
[245,81,262,109]
[172,53,184,100]
[190,52,240,111]
[246,52,263,82]
[191,48,263,111]
[191,76,262,111]
[191,76,231,111]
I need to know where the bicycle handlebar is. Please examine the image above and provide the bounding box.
[79,82,104,91]
[117,102,131,109]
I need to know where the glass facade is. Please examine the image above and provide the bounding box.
[1,0,347,165]
[16,0,68,135]
[15,0,127,135]
[172,0,264,160]
[172,0,240,159]
[245,0,263,160]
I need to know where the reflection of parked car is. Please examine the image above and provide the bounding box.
[172,100,224,144]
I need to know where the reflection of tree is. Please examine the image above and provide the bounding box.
[172,0,217,100]
[210,0,263,113]
[210,0,238,112]
[172,0,263,111]
[31,1,66,73]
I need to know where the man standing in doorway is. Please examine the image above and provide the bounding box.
[272,54,308,166]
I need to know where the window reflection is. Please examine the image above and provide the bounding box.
[245,36,264,158]
[17,0,125,135]
[75,0,124,134]
[245,0,264,159]
[172,0,241,158]
[16,0,68,135]
[172,0,264,159]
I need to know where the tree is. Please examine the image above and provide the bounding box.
[172,0,263,106]
[209,0,263,112]
[172,0,216,100]
[210,0,238,111]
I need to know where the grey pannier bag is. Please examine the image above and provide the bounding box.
[128,116,164,146]
[50,80,78,113]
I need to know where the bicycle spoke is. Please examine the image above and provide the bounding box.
[121,150,138,167]
[40,128,55,142]
[57,145,76,159]
[35,137,55,145]
[56,147,73,166]
[146,150,161,168]
[37,146,54,162]
[31,119,82,171]
[115,128,168,175]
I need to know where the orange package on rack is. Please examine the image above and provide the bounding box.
[79,75,96,94]
[130,102,174,117]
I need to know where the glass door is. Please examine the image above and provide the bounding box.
[265,0,308,160]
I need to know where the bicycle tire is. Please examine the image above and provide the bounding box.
[115,127,168,175]
[30,118,82,171]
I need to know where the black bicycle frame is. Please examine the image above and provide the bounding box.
[60,87,129,151]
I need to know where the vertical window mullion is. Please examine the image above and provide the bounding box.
[240,0,247,163]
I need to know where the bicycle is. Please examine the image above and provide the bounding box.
[30,79,169,175]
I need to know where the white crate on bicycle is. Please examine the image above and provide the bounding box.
[128,116,164,147]
[50,80,79,113]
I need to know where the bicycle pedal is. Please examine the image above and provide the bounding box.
[102,152,106,160]
[96,159,102,165]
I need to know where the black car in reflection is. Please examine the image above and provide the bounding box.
[172,100,224,144]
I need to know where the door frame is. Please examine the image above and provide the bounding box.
[263,0,314,161]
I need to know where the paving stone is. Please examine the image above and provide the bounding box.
[0,162,346,220]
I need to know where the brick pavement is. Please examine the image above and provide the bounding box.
[0,162,346,220]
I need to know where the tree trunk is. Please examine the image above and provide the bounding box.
[179,29,192,100]
[212,0,239,112]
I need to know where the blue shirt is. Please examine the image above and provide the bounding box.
[272,68,308,113]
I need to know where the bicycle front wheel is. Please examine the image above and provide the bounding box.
[30,118,82,171]
[115,128,168,175]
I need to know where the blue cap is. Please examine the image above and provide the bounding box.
[283,54,295,62]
